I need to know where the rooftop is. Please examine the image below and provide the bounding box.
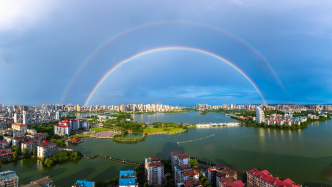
[220,178,245,187]
[148,162,163,167]
[12,123,27,126]
[184,179,199,187]
[22,177,52,187]
[182,169,198,177]
[38,142,56,148]
[0,171,18,181]
[247,168,300,187]
[74,180,95,187]
[172,151,184,156]
[119,170,135,178]
[178,154,189,159]
[119,178,136,186]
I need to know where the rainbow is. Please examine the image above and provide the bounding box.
[60,20,284,104]
[84,46,267,106]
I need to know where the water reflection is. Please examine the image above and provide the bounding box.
[37,159,43,171]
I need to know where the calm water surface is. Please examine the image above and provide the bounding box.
[3,112,332,186]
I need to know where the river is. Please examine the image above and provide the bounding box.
[2,112,332,186]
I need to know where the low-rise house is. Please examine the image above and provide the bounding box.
[177,178,200,187]
[27,129,37,135]
[12,136,30,147]
[54,125,70,136]
[22,176,53,187]
[0,149,14,160]
[247,168,301,187]
[28,133,46,141]
[37,142,57,158]
[0,140,9,149]
[21,139,43,154]
[13,133,46,148]
[12,123,27,133]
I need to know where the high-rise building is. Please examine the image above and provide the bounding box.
[120,104,126,112]
[140,104,144,112]
[145,157,164,185]
[23,111,32,125]
[171,151,190,170]
[0,170,19,187]
[256,107,265,123]
[56,111,61,120]
[77,104,81,112]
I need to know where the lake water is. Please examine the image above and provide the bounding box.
[2,112,332,186]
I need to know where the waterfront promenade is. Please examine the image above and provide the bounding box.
[196,122,239,128]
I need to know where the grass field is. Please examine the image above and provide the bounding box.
[143,127,186,135]
[76,134,91,137]
[91,127,112,132]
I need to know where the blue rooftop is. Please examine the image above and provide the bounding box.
[119,178,136,186]
[119,170,135,177]
[75,180,95,187]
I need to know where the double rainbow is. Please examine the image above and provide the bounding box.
[60,20,284,104]
[83,46,267,106]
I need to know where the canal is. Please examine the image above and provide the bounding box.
[2,112,332,186]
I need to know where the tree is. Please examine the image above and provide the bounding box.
[44,158,54,167]
[33,149,37,157]
[23,148,30,158]
[189,158,198,168]
[203,180,210,186]
[13,152,18,160]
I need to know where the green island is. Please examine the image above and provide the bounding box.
[76,113,195,141]
[199,109,246,115]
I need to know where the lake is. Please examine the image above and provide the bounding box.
[2,112,332,186]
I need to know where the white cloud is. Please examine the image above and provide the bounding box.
[0,1,58,32]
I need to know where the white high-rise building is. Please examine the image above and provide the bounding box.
[56,111,61,120]
[256,106,265,123]
[23,111,32,125]
[145,157,164,185]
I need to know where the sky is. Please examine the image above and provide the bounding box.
[0,0,332,106]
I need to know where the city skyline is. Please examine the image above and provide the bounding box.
[1,1,332,105]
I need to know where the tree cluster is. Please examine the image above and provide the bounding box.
[43,151,81,167]
[199,173,211,187]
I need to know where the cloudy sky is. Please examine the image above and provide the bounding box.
[0,0,331,106]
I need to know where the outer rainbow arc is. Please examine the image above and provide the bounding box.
[61,20,283,104]
[83,46,267,107]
